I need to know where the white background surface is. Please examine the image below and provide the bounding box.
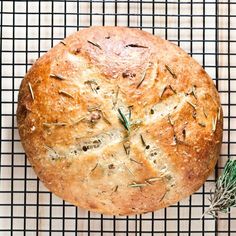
[1,1,236,235]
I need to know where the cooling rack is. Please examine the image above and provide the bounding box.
[1,1,236,235]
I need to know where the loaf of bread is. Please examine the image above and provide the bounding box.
[17,26,223,215]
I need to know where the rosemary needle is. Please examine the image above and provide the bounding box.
[50,74,66,80]
[59,90,74,98]
[128,182,147,188]
[165,64,177,79]
[43,122,67,127]
[118,108,130,131]
[28,82,34,100]
[187,101,197,110]
[212,116,217,133]
[87,40,102,50]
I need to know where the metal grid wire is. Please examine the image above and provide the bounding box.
[0,0,236,235]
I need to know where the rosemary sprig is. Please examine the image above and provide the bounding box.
[28,82,35,100]
[165,64,177,79]
[204,159,236,218]
[87,40,102,50]
[118,108,130,131]
[50,74,66,80]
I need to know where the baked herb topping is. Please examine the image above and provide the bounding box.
[50,74,66,80]
[187,101,197,110]
[122,72,136,78]
[125,44,148,48]
[203,107,208,118]
[182,129,186,139]
[123,142,130,155]
[140,134,147,147]
[113,185,118,192]
[43,122,67,127]
[88,107,111,125]
[168,114,174,126]
[128,182,147,188]
[128,105,133,120]
[146,177,161,183]
[165,64,177,79]
[87,40,102,50]
[189,85,197,99]
[74,116,86,125]
[130,158,143,165]
[212,116,217,133]
[158,85,166,98]
[192,111,197,119]
[169,85,177,94]
[101,111,112,125]
[217,107,221,120]
[140,134,150,149]
[118,108,130,131]
[91,163,98,172]
[136,70,147,88]
[198,122,206,127]
[59,90,74,98]
[112,86,120,109]
[28,82,35,100]
[84,80,100,93]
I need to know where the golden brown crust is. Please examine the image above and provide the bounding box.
[17,26,223,215]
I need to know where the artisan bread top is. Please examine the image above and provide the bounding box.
[17,26,223,215]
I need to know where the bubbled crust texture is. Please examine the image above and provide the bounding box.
[17,26,223,215]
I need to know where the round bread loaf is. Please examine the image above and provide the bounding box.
[17,26,223,215]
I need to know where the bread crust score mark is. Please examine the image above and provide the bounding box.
[17,26,223,215]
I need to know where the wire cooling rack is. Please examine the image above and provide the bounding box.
[1,1,236,235]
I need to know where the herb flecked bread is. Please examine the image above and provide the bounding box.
[17,26,223,215]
